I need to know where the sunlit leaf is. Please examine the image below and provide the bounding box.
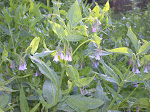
[107,47,133,57]
[127,27,138,52]
[139,41,150,54]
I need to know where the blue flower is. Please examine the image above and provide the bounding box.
[135,68,140,74]
[53,52,59,62]
[18,61,27,71]
[144,65,148,73]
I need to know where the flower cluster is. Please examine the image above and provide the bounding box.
[18,60,27,71]
[53,46,72,62]
[130,58,149,74]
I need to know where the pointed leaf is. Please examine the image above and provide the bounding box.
[43,79,61,104]
[20,86,30,112]
[66,65,79,82]
[2,47,8,61]
[33,50,54,58]
[66,1,82,30]
[103,0,110,13]
[71,95,104,109]
[127,27,138,52]
[30,56,59,87]
[27,37,40,55]
[65,34,84,42]
[48,20,66,39]
[107,47,133,57]
[139,41,150,54]
[75,75,95,87]
[30,103,40,112]
[66,96,87,112]
[100,59,120,85]
[3,8,12,24]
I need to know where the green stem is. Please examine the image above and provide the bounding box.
[116,83,141,109]
[8,24,16,54]
[108,81,124,110]
[55,66,65,102]
[72,39,91,56]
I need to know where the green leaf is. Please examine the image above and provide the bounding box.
[65,34,84,42]
[99,74,116,83]
[0,108,4,112]
[42,79,62,104]
[100,59,120,85]
[127,27,138,52]
[20,85,30,112]
[2,47,8,61]
[66,65,79,82]
[103,0,110,13]
[57,102,74,111]
[3,8,12,24]
[91,34,102,47]
[66,96,87,112]
[0,92,10,108]
[27,37,40,55]
[105,84,122,100]
[71,95,104,109]
[75,75,95,87]
[90,5,100,17]
[134,98,150,108]
[107,47,133,57]
[73,25,88,36]
[30,103,40,112]
[48,20,66,39]
[33,50,54,58]
[30,56,59,87]
[109,64,123,81]
[66,1,82,30]
[139,41,150,54]
[0,86,18,92]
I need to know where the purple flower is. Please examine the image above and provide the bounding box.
[137,61,141,67]
[10,61,13,69]
[18,61,27,71]
[132,66,136,72]
[135,68,140,74]
[64,53,69,61]
[59,51,64,59]
[92,27,96,32]
[95,54,100,60]
[35,70,40,76]
[144,66,148,73]
[133,83,138,87]
[68,53,72,62]
[94,61,99,68]
[53,52,59,62]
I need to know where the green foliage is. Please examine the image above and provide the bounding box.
[0,0,149,111]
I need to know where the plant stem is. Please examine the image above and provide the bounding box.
[55,66,65,102]
[108,81,124,110]
[72,39,91,56]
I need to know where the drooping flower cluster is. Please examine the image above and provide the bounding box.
[53,46,72,62]
[18,60,27,71]
[130,58,149,74]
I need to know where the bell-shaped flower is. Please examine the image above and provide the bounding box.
[53,52,59,62]
[94,61,99,68]
[135,68,140,74]
[18,61,27,71]
[137,61,141,67]
[9,60,13,69]
[68,53,72,62]
[95,53,100,60]
[144,66,148,73]
[59,51,64,60]
[35,70,40,76]
[64,52,69,61]
[92,27,96,32]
